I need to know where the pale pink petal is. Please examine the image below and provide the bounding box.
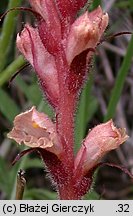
[7,107,62,156]
[75,120,128,174]
[65,6,108,65]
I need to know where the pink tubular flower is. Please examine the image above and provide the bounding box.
[7,107,62,156]
[7,1,129,199]
[74,120,128,176]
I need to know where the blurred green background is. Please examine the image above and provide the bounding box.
[0,0,133,200]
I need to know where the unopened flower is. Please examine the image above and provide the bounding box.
[7,107,62,156]
[75,120,128,175]
[17,26,59,107]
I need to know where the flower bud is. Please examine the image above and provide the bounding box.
[17,25,59,106]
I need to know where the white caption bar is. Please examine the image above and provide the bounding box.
[0,200,133,216]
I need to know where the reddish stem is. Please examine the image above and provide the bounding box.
[58,182,79,200]
[55,50,76,175]
[56,80,75,166]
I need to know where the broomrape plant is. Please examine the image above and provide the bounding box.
[7,0,128,199]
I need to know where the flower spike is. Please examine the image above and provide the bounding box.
[7,1,129,200]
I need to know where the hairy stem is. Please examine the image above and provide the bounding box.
[55,53,75,170]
